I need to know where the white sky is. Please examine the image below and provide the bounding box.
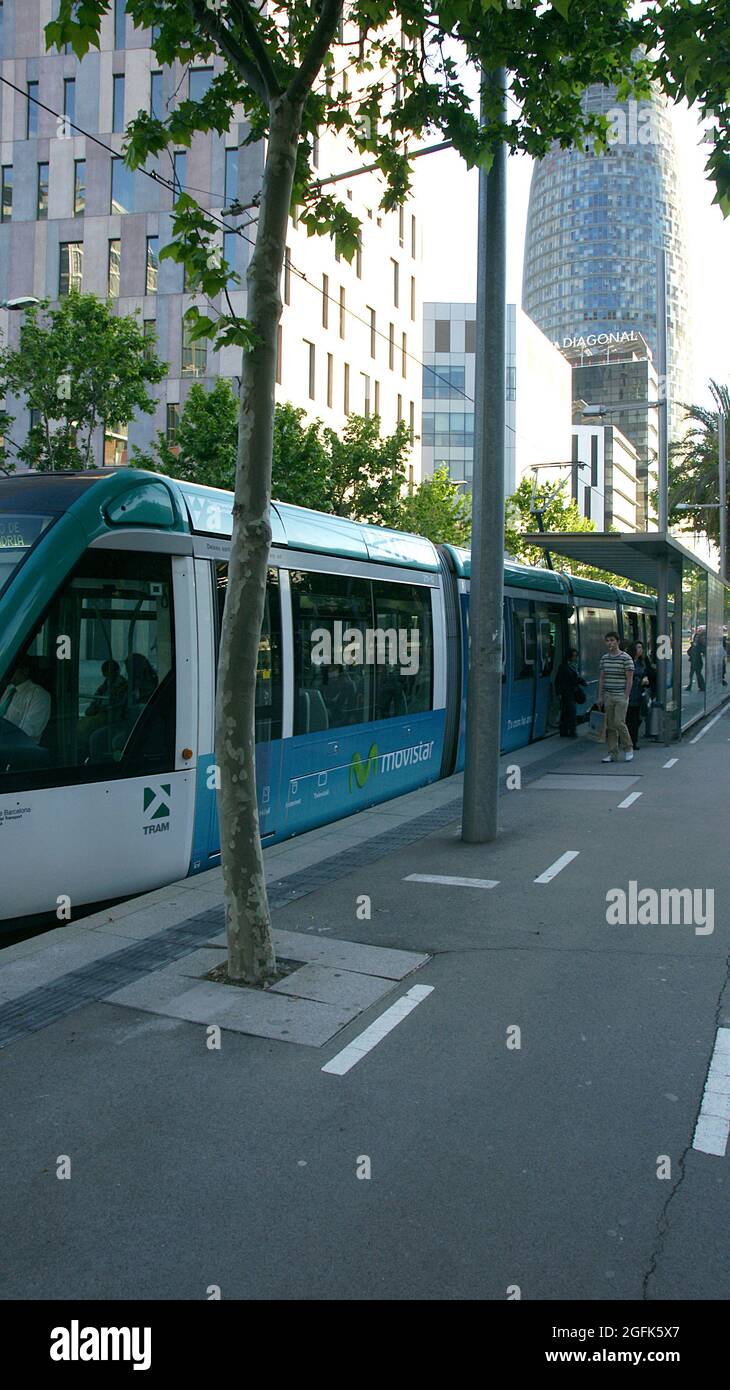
[411,101,730,411]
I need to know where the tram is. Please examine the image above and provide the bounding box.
[0,469,655,925]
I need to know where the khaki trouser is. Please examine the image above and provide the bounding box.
[604,692,632,755]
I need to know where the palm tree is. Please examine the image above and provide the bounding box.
[668,380,729,566]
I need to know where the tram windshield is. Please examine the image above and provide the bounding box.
[0,514,55,597]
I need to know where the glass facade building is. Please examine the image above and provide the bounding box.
[522,84,692,453]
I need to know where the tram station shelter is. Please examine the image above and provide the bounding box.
[523,531,730,739]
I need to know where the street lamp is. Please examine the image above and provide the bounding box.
[0,297,41,311]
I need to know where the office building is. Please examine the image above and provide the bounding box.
[0,3,421,471]
[522,83,692,447]
[421,302,572,496]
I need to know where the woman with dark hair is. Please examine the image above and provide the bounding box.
[626,640,656,750]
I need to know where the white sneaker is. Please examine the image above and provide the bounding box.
[602,754,615,763]
[624,750,634,762]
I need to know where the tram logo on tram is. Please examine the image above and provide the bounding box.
[143,784,171,834]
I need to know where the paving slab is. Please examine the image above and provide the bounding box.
[270,962,395,1010]
[105,974,359,1045]
[202,927,429,980]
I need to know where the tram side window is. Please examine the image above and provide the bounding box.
[577,605,615,679]
[0,551,174,781]
[214,563,283,742]
[511,601,534,680]
[373,580,433,719]
[291,569,372,733]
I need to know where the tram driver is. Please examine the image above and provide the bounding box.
[0,656,52,759]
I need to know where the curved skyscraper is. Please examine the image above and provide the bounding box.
[522,84,692,451]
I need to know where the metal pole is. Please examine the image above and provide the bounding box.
[462,69,507,844]
[655,248,670,739]
[719,411,727,583]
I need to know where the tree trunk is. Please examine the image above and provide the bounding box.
[216,97,303,984]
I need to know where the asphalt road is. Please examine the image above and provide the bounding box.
[1,710,728,1300]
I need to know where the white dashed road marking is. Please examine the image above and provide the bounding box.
[405,874,499,889]
[693,1028,730,1156]
[534,851,580,884]
[617,791,642,809]
[322,985,435,1076]
[663,758,678,768]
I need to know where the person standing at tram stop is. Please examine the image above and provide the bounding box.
[555,647,586,738]
[597,631,634,763]
[626,639,656,752]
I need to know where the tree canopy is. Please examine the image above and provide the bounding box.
[666,381,730,564]
[136,381,472,543]
[0,294,166,473]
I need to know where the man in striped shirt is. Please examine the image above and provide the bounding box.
[598,632,634,763]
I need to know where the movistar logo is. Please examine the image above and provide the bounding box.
[349,744,378,793]
[143,784,170,820]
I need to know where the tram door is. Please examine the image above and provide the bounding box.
[533,603,564,738]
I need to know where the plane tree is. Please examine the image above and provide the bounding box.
[46,0,730,982]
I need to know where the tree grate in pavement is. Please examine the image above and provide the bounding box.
[0,796,462,1049]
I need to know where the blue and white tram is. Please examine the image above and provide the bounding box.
[0,469,655,926]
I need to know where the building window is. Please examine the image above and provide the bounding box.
[1,165,13,222]
[112,74,125,132]
[410,276,416,322]
[224,147,237,205]
[591,434,599,486]
[189,68,214,102]
[166,402,180,445]
[343,362,350,415]
[145,236,159,294]
[355,234,362,279]
[434,319,450,353]
[114,0,125,48]
[339,286,346,339]
[312,129,320,168]
[583,487,592,520]
[401,332,407,378]
[63,77,75,125]
[398,205,404,248]
[409,401,415,441]
[111,156,134,213]
[108,238,121,297]
[397,394,402,422]
[465,319,476,353]
[276,324,282,385]
[389,322,394,371]
[327,353,333,408]
[223,231,236,273]
[571,433,579,500]
[374,380,380,416]
[361,373,371,417]
[322,273,329,329]
[143,319,156,359]
[368,307,376,359]
[173,150,187,195]
[391,258,399,307]
[36,162,49,220]
[104,422,128,467]
[27,81,39,138]
[73,159,85,216]
[505,365,516,401]
[59,241,83,296]
[182,319,206,377]
[304,339,315,400]
[150,71,163,121]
